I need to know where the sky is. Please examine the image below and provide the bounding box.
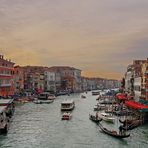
[0,0,148,80]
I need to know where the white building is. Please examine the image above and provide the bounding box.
[134,77,141,101]
[44,71,56,92]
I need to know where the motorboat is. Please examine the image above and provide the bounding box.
[33,99,54,104]
[92,91,100,95]
[61,112,72,120]
[33,92,55,104]
[94,104,106,111]
[61,100,75,111]
[98,112,115,123]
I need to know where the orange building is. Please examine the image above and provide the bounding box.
[13,66,24,94]
[0,55,15,97]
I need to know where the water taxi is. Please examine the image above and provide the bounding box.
[92,91,100,95]
[98,112,115,123]
[61,112,72,120]
[33,92,55,104]
[94,103,106,111]
[61,100,75,111]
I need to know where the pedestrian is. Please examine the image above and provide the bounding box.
[96,112,98,119]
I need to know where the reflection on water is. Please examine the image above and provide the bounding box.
[0,92,147,148]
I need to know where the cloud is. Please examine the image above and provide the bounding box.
[0,0,148,79]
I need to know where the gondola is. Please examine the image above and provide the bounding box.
[99,124,130,138]
[89,114,102,123]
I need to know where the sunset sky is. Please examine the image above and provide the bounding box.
[0,0,148,79]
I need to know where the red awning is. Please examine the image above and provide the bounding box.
[116,93,127,100]
[125,100,148,110]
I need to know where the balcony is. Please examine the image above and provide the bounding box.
[0,83,11,87]
[0,73,12,77]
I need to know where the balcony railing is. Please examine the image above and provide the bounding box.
[0,73,12,77]
[0,83,11,87]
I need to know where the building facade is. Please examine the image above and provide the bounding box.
[13,66,24,94]
[0,55,15,97]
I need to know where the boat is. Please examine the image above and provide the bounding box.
[61,112,72,120]
[81,95,86,99]
[33,92,54,104]
[96,95,101,100]
[92,91,100,95]
[0,99,15,118]
[0,106,10,134]
[99,123,130,139]
[48,94,56,100]
[89,114,102,123]
[61,100,75,111]
[94,104,106,111]
[98,112,115,123]
[33,99,54,104]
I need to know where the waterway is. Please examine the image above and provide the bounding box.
[0,92,148,148]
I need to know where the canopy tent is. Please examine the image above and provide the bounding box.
[125,100,148,111]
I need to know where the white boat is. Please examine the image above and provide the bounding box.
[33,99,54,104]
[94,104,106,111]
[98,112,115,123]
[92,91,100,95]
[61,100,75,111]
[33,92,55,104]
[61,112,72,120]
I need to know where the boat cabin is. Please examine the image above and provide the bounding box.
[92,91,100,95]
[61,100,75,111]
[38,92,55,100]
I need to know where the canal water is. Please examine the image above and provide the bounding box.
[0,92,148,148]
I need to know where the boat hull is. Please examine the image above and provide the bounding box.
[99,124,130,138]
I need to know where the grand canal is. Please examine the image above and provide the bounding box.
[0,92,148,148]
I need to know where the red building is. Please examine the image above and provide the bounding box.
[0,55,15,97]
[145,68,148,101]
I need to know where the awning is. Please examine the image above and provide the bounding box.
[139,108,148,113]
[116,93,127,100]
[125,100,148,110]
